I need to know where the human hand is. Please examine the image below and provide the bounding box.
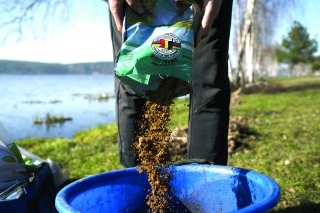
[109,0,222,47]
[109,0,144,32]
[194,0,222,47]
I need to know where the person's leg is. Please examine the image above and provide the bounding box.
[187,0,233,165]
[109,8,145,168]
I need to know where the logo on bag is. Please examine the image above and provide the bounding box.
[151,33,181,59]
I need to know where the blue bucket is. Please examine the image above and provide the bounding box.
[55,164,280,213]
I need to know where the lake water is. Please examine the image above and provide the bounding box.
[0,74,116,141]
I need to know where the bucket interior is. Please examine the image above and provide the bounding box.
[55,165,280,213]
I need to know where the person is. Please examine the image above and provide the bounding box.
[108,0,233,167]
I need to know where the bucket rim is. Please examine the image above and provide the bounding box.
[55,164,280,213]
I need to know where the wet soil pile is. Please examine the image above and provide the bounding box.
[169,116,256,160]
[169,88,257,160]
[242,82,285,94]
[134,77,190,213]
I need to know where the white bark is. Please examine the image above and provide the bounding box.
[245,31,254,83]
[236,0,257,86]
[228,57,234,83]
[233,0,301,83]
[236,0,242,52]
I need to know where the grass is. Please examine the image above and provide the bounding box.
[16,76,320,212]
[18,124,121,180]
[227,77,320,212]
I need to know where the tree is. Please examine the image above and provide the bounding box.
[0,0,72,43]
[276,21,318,71]
[234,0,301,86]
[235,0,256,86]
[312,56,320,72]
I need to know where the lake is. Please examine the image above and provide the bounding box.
[0,74,116,141]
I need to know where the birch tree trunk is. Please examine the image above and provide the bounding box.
[236,0,257,87]
[233,0,301,85]
[245,29,254,83]
[228,57,234,84]
[236,0,242,53]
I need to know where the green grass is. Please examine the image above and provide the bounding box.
[16,76,320,212]
[18,124,121,180]
[169,97,189,127]
[229,76,320,212]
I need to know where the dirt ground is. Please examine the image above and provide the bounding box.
[169,116,255,161]
[169,87,257,161]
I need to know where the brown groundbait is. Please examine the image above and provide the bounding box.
[134,77,190,213]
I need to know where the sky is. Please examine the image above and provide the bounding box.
[273,1,320,50]
[0,0,112,64]
[0,0,319,64]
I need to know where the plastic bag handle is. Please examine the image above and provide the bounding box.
[172,158,212,166]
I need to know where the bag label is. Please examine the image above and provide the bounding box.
[115,0,199,98]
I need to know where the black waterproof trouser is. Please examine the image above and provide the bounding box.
[109,0,233,167]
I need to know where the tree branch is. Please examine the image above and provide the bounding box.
[0,0,71,43]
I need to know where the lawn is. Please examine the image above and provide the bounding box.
[17,76,320,212]
[228,76,320,212]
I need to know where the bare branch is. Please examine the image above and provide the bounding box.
[231,0,304,85]
[0,0,72,43]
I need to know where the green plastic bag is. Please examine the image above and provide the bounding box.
[115,0,200,98]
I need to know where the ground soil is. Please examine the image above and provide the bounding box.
[169,115,256,161]
[241,82,285,94]
[169,86,256,161]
